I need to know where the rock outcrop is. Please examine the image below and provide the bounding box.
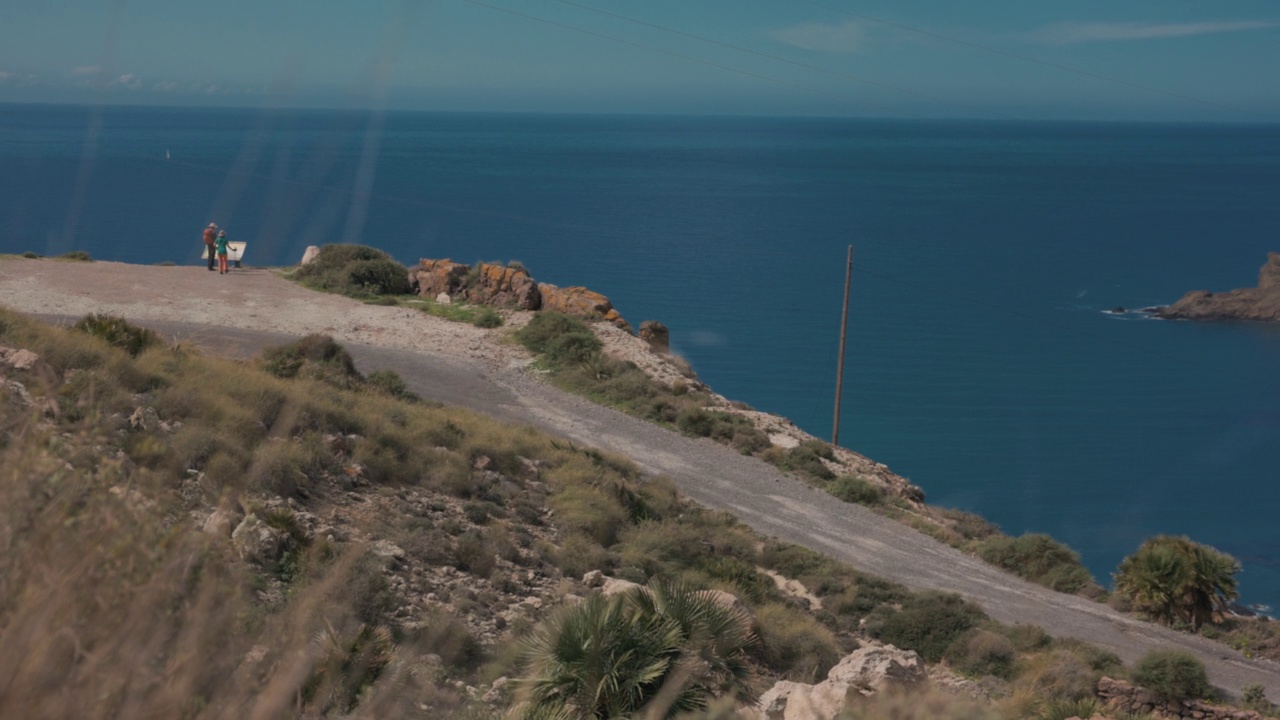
[1097,676,1266,720]
[538,283,631,332]
[748,641,926,720]
[1158,252,1280,321]
[409,259,630,329]
[639,320,670,354]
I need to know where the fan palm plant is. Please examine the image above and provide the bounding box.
[1114,535,1240,631]
[518,580,758,719]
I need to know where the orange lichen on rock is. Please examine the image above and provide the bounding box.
[538,283,631,332]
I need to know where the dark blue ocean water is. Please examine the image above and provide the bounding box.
[3,103,1279,610]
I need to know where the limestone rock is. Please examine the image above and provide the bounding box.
[370,540,406,560]
[2,348,41,371]
[471,263,541,309]
[203,504,244,537]
[300,246,321,266]
[128,406,160,432]
[825,641,926,692]
[436,292,451,305]
[639,321,670,354]
[538,283,632,332]
[582,570,605,587]
[600,577,643,596]
[413,259,470,298]
[231,514,285,564]
[1159,251,1280,321]
[751,641,925,720]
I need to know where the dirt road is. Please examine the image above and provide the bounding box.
[5,259,1278,699]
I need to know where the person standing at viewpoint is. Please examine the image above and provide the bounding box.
[203,222,218,271]
[215,230,231,274]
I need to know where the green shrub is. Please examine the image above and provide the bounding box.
[72,314,158,357]
[1021,649,1104,702]
[293,244,409,297]
[472,307,503,328]
[978,533,1095,594]
[939,508,1001,541]
[1242,684,1275,714]
[1035,698,1101,720]
[943,628,1015,679]
[777,441,836,481]
[829,475,885,505]
[752,603,841,683]
[453,530,496,577]
[830,575,910,620]
[1132,649,1211,702]
[366,369,417,401]
[865,591,986,662]
[56,250,93,262]
[261,334,360,389]
[549,485,628,547]
[542,332,601,367]
[515,312,592,354]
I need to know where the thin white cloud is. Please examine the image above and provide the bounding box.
[774,20,865,53]
[0,71,11,83]
[152,80,179,92]
[114,73,142,90]
[71,65,103,76]
[1031,20,1276,45]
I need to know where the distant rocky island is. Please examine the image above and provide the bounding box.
[1156,252,1280,322]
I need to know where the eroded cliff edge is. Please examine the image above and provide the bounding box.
[1158,252,1280,322]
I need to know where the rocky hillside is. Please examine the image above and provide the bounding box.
[1159,252,1280,321]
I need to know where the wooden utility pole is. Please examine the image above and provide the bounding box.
[832,245,853,447]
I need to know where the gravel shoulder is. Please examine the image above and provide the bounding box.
[3,257,1277,699]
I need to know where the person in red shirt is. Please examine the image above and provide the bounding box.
[203,223,217,271]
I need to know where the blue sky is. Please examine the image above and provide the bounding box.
[1,0,1277,120]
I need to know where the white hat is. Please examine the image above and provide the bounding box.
[209,222,217,228]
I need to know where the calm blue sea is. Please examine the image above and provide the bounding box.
[3,103,1279,610]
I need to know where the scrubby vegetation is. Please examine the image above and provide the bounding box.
[1131,649,1211,702]
[513,309,1110,603]
[978,534,1097,595]
[9,307,1248,718]
[291,243,412,297]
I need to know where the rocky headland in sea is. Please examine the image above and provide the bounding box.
[1154,252,1280,322]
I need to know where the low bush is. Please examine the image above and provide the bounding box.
[829,575,910,621]
[939,508,1002,542]
[777,440,837,481]
[1132,649,1211,702]
[829,475,885,505]
[752,603,841,683]
[293,244,410,297]
[548,485,628,547]
[542,332,601,367]
[865,591,986,662]
[261,334,358,381]
[1017,649,1103,702]
[72,313,158,357]
[978,533,1096,595]
[1034,698,1102,720]
[366,369,417,401]
[515,312,593,355]
[943,628,1015,679]
[56,250,93,262]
